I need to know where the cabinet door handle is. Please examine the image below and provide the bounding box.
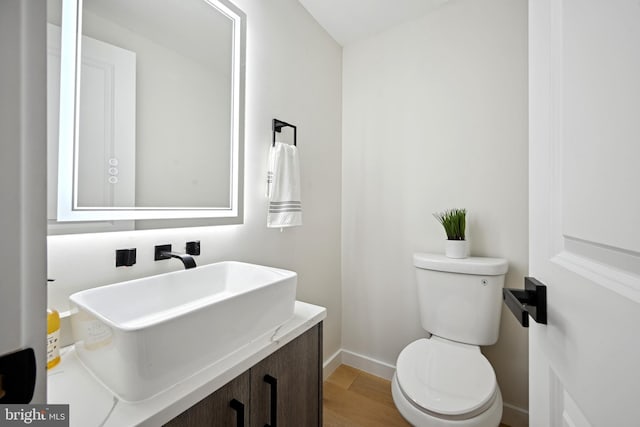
[263,374,277,427]
[230,399,245,427]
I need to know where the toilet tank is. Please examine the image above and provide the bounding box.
[413,253,508,346]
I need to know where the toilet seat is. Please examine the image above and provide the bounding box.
[395,337,497,418]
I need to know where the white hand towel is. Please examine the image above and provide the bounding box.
[267,142,302,228]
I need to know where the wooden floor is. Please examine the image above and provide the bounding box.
[323,365,409,427]
[323,365,509,427]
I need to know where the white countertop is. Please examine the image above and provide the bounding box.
[47,301,326,427]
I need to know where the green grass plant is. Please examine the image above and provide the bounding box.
[433,208,466,240]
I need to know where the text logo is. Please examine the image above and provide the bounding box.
[1,405,69,426]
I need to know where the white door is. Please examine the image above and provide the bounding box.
[529,0,640,426]
[0,0,47,403]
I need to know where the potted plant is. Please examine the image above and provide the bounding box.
[433,208,469,258]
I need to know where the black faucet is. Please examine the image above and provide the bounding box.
[154,244,196,269]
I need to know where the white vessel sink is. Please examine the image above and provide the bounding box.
[69,261,296,401]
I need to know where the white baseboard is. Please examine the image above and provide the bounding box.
[323,348,396,381]
[341,349,396,380]
[501,402,529,427]
[322,349,342,380]
[323,349,529,427]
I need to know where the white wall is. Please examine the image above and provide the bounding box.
[341,0,529,415]
[48,0,342,362]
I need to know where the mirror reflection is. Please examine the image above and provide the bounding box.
[47,0,244,227]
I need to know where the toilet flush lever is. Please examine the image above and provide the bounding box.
[503,277,547,327]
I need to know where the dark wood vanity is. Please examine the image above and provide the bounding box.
[164,323,322,427]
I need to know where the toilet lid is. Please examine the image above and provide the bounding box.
[396,337,497,417]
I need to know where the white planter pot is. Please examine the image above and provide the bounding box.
[445,240,469,259]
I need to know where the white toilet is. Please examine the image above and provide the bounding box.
[392,253,508,427]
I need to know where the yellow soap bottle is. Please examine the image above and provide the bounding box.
[47,309,61,369]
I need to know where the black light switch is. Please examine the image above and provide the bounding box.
[115,248,137,267]
[186,241,200,256]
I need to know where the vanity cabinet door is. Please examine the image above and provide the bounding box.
[164,370,250,427]
[250,324,322,427]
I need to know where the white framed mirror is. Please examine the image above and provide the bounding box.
[48,0,245,230]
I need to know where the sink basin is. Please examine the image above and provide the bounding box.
[69,261,296,401]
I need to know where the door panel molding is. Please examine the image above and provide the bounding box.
[549,368,592,427]
[539,0,640,303]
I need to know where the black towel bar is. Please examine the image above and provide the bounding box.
[272,118,297,146]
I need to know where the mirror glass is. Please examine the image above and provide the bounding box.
[47,0,245,231]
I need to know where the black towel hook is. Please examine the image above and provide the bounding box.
[272,118,297,147]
